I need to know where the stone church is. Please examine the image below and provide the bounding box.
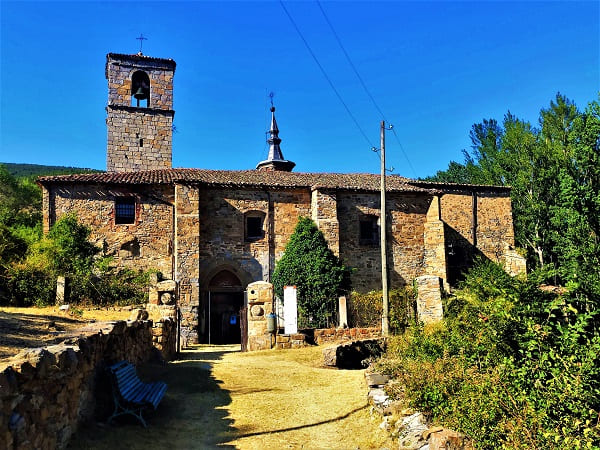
[38,52,525,344]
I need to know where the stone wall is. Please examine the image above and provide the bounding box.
[440,189,524,284]
[41,183,175,279]
[106,106,173,172]
[338,192,430,292]
[151,317,177,361]
[106,54,175,110]
[175,183,201,344]
[314,327,381,345]
[105,53,175,172]
[311,188,340,256]
[0,320,160,450]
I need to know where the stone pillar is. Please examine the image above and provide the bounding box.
[175,183,200,344]
[56,276,67,304]
[415,275,444,324]
[338,296,348,328]
[246,281,274,351]
[502,244,527,277]
[423,196,448,291]
[311,188,340,256]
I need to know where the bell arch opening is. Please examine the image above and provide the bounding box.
[131,70,150,107]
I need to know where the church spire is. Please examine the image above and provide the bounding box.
[256,105,296,172]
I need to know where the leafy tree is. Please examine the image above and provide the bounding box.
[551,97,600,307]
[272,217,352,326]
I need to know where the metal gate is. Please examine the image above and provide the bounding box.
[240,307,248,352]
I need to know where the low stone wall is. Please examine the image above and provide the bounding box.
[0,319,163,450]
[275,333,308,349]
[152,317,177,360]
[314,327,381,345]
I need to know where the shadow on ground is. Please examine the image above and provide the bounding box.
[0,312,84,359]
[68,345,239,449]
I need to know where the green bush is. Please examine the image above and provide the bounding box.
[349,288,415,331]
[273,217,352,327]
[3,214,151,307]
[375,259,600,448]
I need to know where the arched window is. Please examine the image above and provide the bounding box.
[131,71,150,107]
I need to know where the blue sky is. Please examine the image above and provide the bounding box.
[1,1,598,179]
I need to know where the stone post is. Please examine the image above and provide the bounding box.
[56,276,67,304]
[415,275,444,324]
[338,296,348,328]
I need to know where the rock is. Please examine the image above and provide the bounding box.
[58,304,70,313]
[322,339,386,369]
[128,308,149,322]
[428,428,473,450]
[397,412,428,450]
[156,280,176,291]
[422,425,444,440]
[382,400,405,416]
[322,346,337,366]
[365,372,390,386]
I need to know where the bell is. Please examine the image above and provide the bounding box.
[133,86,147,100]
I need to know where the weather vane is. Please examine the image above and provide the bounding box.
[269,91,275,108]
[136,34,148,54]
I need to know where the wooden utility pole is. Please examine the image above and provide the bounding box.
[380,120,389,336]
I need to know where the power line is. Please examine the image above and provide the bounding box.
[316,0,418,178]
[279,1,375,149]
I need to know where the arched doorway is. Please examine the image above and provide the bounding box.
[200,269,244,344]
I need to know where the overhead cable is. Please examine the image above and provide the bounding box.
[279,1,376,149]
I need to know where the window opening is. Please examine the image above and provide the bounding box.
[245,214,264,241]
[359,215,378,245]
[115,198,136,224]
[131,71,150,108]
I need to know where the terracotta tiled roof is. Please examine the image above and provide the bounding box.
[38,168,441,193]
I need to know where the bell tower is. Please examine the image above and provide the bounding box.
[105,52,176,172]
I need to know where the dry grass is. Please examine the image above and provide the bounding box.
[0,306,132,360]
[68,345,392,449]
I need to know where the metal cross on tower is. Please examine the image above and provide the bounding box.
[136,34,148,54]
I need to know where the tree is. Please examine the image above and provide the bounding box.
[272,217,351,325]
[551,97,600,307]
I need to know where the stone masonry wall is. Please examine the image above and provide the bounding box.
[175,183,201,344]
[0,320,158,450]
[440,190,522,282]
[194,186,311,285]
[314,327,381,345]
[311,188,340,256]
[106,54,174,110]
[105,53,175,172]
[43,183,175,278]
[338,192,430,292]
[106,107,173,172]
[476,192,515,260]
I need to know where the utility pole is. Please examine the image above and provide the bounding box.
[380,120,389,336]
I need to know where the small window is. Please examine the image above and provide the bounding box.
[115,198,136,225]
[245,213,264,241]
[359,215,378,245]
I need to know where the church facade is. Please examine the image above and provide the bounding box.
[38,52,525,344]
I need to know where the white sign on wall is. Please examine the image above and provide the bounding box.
[283,285,298,335]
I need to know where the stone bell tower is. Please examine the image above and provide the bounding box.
[105,52,176,172]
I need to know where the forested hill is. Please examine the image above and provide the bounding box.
[1,162,102,178]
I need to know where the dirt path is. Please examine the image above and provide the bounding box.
[69,345,391,449]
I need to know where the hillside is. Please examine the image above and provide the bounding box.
[1,162,102,178]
